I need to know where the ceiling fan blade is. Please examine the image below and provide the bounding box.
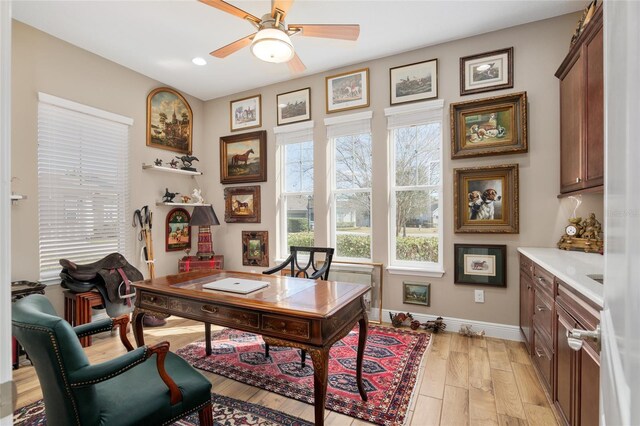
[288,24,360,40]
[287,53,306,74]
[210,33,256,58]
[271,0,295,19]
[198,0,261,24]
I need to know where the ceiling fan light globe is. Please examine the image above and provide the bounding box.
[251,28,294,63]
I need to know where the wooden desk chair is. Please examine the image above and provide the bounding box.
[262,246,335,367]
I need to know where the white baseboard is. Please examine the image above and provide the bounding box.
[382,309,523,342]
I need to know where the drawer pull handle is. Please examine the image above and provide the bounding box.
[279,321,286,329]
[527,284,531,290]
[536,276,547,286]
[536,305,547,312]
[201,305,219,314]
[576,177,582,183]
[535,347,545,358]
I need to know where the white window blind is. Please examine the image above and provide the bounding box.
[324,110,372,139]
[37,93,132,281]
[274,120,314,145]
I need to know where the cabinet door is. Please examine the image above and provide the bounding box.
[584,26,604,188]
[559,53,585,194]
[555,305,578,425]
[578,343,600,426]
[520,272,534,353]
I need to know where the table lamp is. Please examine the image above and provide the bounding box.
[189,206,220,259]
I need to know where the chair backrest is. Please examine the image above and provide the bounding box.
[12,294,98,425]
[265,246,334,280]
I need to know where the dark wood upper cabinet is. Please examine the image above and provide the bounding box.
[556,5,604,195]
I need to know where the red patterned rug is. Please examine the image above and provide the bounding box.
[176,325,430,425]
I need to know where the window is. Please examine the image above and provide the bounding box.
[325,111,373,260]
[386,100,444,274]
[37,93,132,281]
[275,121,314,258]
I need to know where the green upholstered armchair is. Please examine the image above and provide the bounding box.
[12,294,213,426]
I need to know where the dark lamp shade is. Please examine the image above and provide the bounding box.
[190,206,220,226]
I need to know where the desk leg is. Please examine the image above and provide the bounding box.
[204,323,212,356]
[132,308,146,347]
[309,348,329,426]
[356,313,369,401]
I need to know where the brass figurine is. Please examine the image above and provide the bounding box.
[558,212,603,253]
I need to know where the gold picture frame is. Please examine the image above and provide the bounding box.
[325,68,370,113]
[230,94,262,132]
[450,92,527,159]
[219,130,267,184]
[453,164,519,233]
[146,87,193,154]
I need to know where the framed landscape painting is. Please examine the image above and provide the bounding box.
[460,47,513,95]
[242,231,269,267]
[450,92,527,159]
[326,68,369,113]
[230,94,261,131]
[220,130,266,184]
[146,87,193,154]
[453,164,519,233]
[390,59,438,105]
[403,282,431,306]
[454,244,507,287]
[277,88,311,126]
[224,186,261,223]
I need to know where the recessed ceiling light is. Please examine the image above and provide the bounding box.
[192,57,207,66]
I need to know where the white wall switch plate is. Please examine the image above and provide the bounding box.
[474,289,485,303]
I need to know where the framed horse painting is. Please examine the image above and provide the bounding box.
[220,130,267,184]
[224,186,261,223]
[230,94,261,131]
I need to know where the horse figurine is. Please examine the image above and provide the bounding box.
[154,158,163,166]
[191,188,204,204]
[231,149,254,166]
[162,188,179,203]
[176,155,199,171]
[168,159,179,169]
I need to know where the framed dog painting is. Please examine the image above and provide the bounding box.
[450,92,527,159]
[453,164,519,233]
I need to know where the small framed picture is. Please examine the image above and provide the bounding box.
[242,231,269,267]
[450,92,527,159]
[460,47,513,96]
[454,244,507,287]
[453,164,519,233]
[224,186,261,223]
[325,68,369,113]
[230,94,261,132]
[165,208,191,251]
[390,59,438,105]
[146,87,193,154]
[403,282,431,306]
[277,88,311,126]
[220,130,267,184]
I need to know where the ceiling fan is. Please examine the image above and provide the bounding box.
[199,0,360,73]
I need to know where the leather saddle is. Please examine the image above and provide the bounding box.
[59,253,142,317]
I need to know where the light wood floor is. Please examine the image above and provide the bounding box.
[14,317,558,425]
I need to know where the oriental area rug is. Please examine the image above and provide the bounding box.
[13,394,312,426]
[176,325,431,425]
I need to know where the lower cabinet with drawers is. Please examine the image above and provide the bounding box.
[519,253,601,426]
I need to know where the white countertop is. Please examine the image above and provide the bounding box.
[517,247,603,307]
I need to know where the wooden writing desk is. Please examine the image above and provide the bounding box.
[132,270,370,426]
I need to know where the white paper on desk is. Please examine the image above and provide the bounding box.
[202,277,269,294]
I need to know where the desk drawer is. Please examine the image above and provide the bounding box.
[261,314,310,340]
[198,303,260,330]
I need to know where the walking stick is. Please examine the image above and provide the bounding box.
[146,211,156,279]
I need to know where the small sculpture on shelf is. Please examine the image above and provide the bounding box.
[181,195,191,204]
[169,159,179,169]
[154,158,163,166]
[191,188,204,204]
[176,155,199,172]
[162,188,179,203]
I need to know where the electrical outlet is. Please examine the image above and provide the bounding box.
[474,289,485,303]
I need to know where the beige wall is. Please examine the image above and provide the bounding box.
[10,21,205,313]
[198,12,603,327]
[11,14,604,326]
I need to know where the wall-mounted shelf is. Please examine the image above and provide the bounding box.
[156,202,211,207]
[142,163,203,176]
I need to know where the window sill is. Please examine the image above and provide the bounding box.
[386,266,445,278]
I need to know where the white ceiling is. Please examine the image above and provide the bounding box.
[12,1,583,101]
